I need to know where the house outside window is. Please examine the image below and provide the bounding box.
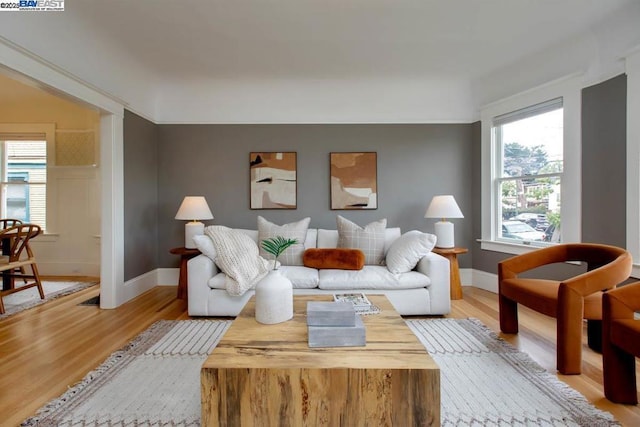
[493,99,563,245]
[0,140,47,229]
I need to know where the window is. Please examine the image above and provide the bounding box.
[493,99,563,245]
[0,140,47,229]
[480,74,581,255]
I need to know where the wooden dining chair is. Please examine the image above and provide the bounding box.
[0,223,45,314]
[0,218,23,230]
[0,218,27,281]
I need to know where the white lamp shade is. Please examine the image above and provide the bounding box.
[175,196,213,248]
[424,195,464,220]
[175,196,214,221]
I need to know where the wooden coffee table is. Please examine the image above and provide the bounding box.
[201,295,440,426]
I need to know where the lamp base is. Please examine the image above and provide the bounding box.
[434,221,455,248]
[185,221,204,248]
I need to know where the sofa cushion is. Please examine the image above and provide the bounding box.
[303,248,365,270]
[193,234,217,260]
[278,266,320,288]
[318,266,430,290]
[304,229,318,249]
[386,230,437,273]
[258,216,310,265]
[208,266,319,290]
[336,215,387,265]
[317,229,339,248]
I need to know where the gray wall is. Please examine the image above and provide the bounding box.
[123,110,159,280]
[581,74,627,246]
[156,124,474,268]
[122,74,628,280]
[471,73,628,278]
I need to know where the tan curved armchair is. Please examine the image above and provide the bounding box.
[498,243,632,375]
[602,281,640,404]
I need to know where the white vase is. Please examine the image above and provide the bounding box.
[255,270,293,324]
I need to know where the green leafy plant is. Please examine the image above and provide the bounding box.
[260,236,298,270]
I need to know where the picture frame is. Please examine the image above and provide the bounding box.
[330,152,377,210]
[250,152,297,209]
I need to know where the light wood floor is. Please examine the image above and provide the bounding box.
[1,285,639,426]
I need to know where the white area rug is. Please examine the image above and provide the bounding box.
[407,319,618,426]
[23,319,619,426]
[23,320,231,426]
[0,281,97,319]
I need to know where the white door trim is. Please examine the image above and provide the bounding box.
[0,37,125,308]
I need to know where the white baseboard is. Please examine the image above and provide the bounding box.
[37,261,100,277]
[122,270,159,304]
[157,268,179,286]
[118,268,179,306]
[460,268,473,286]
[471,269,498,293]
[461,268,497,294]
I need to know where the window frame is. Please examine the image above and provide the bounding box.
[0,123,57,235]
[480,74,582,255]
[493,98,563,247]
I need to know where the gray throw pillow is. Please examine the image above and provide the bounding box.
[258,216,310,266]
[336,215,387,265]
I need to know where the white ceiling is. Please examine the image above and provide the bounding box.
[1,0,639,123]
[73,0,630,81]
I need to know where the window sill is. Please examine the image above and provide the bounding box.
[37,232,60,243]
[478,239,586,266]
[478,239,553,255]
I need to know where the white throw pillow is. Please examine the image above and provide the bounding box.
[204,225,269,296]
[258,216,310,266]
[385,230,437,274]
[192,234,217,260]
[336,215,387,265]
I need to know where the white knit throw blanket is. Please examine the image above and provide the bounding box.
[204,226,269,296]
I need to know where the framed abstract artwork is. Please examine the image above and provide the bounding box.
[250,152,297,209]
[330,152,378,209]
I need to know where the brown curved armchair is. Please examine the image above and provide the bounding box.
[602,281,640,404]
[499,243,632,375]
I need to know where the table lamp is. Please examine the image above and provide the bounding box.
[425,195,463,248]
[175,196,214,248]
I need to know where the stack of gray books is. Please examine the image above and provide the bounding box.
[307,301,366,348]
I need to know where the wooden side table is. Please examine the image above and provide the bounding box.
[170,247,201,300]
[432,247,468,300]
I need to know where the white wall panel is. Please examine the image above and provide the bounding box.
[30,167,100,276]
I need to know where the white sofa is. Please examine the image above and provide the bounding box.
[188,227,451,317]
